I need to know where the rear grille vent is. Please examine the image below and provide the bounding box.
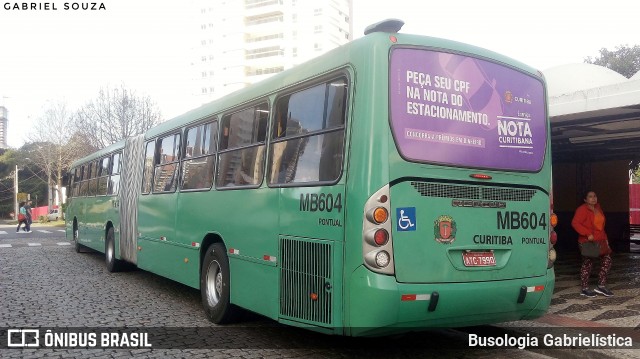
[279,237,332,326]
[412,182,480,199]
[481,187,535,201]
[411,181,535,202]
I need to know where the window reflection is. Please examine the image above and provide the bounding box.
[182,121,218,190]
[217,103,268,188]
[269,78,347,185]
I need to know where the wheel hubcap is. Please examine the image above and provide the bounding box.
[206,260,222,307]
[107,240,113,262]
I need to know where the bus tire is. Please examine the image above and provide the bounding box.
[105,227,123,272]
[201,243,239,324]
[73,222,85,253]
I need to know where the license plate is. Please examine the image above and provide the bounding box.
[462,252,496,267]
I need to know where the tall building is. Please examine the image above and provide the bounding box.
[0,106,8,149]
[193,0,353,103]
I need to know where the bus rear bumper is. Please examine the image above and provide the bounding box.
[347,266,555,336]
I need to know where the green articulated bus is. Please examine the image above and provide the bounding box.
[66,19,557,337]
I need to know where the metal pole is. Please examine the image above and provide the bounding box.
[14,165,18,219]
[47,171,52,212]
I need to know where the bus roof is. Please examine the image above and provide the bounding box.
[70,139,126,169]
[73,28,544,168]
[144,31,542,141]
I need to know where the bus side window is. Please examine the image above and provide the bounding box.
[88,161,99,197]
[269,78,347,185]
[153,132,181,193]
[71,168,79,197]
[79,164,90,197]
[181,121,217,191]
[108,152,121,195]
[97,156,110,196]
[141,140,156,194]
[216,103,268,188]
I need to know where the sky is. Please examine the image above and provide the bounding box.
[0,0,638,148]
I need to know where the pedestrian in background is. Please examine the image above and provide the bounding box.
[571,190,613,297]
[16,201,31,233]
[25,200,33,226]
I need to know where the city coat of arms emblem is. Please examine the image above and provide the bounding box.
[434,215,456,244]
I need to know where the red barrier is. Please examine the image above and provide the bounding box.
[31,205,59,219]
[630,184,640,224]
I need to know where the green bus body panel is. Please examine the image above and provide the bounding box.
[68,196,119,253]
[390,175,550,283]
[347,265,555,336]
[65,31,553,335]
[230,255,280,320]
[137,237,199,287]
[278,186,345,242]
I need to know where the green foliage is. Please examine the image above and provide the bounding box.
[0,148,48,218]
[585,44,640,78]
[631,160,640,184]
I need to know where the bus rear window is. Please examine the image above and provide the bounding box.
[389,48,547,172]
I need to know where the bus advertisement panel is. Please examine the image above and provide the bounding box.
[390,47,547,171]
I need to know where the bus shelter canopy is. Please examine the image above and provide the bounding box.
[545,63,640,162]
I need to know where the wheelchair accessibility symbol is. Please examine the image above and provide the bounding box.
[396,207,416,231]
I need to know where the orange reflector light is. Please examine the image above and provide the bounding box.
[310,293,318,301]
[373,207,388,224]
[550,213,558,227]
[470,173,492,180]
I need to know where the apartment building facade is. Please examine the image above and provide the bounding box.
[193,0,353,102]
[0,106,8,149]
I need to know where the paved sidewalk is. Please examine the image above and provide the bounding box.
[546,250,640,330]
[498,248,640,358]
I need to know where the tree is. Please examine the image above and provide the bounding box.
[631,160,640,184]
[74,85,162,149]
[0,148,48,217]
[27,102,96,211]
[585,45,640,79]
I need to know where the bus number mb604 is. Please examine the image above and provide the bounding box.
[497,211,547,230]
[300,193,343,213]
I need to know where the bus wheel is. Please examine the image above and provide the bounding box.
[73,223,84,253]
[105,227,122,272]
[201,243,239,324]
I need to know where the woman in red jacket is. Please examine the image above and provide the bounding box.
[571,190,613,298]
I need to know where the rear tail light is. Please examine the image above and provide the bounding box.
[365,228,389,246]
[374,251,391,267]
[374,229,389,246]
[367,207,389,224]
[362,185,394,274]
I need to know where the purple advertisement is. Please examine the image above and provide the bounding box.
[389,48,547,171]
